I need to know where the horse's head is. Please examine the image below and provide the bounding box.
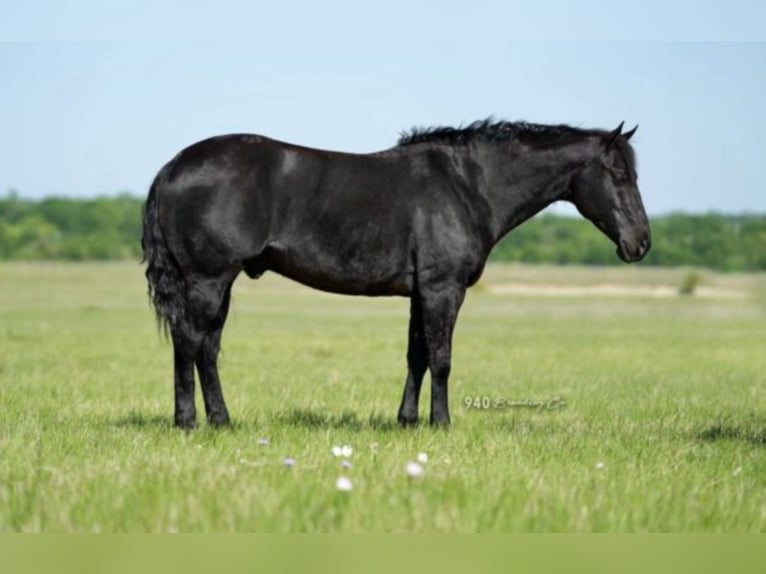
[567,122,651,263]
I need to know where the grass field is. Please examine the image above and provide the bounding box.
[0,262,765,532]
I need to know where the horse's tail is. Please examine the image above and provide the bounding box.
[141,168,185,337]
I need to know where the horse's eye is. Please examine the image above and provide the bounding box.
[612,168,629,184]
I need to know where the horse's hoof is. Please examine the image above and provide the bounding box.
[174,417,197,430]
[397,413,419,428]
[208,412,231,427]
[429,417,451,428]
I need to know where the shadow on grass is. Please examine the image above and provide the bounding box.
[696,416,766,446]
[113,412,173,430]
[273,408,400,432]
[111,408,403,433]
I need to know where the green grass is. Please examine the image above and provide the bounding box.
[1,262,765,532]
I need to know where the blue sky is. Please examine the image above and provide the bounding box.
[1,5,765,214]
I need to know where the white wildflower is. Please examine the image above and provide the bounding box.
[283,457,295,468]
[595,461,605,470]
[405,461,424,478]
[332,445,353,457]
[340,459,352,469]
[335,476,353,492]
[257,437,270,446]
[417,452,428,463]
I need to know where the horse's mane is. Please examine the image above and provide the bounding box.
[396,118,596,148]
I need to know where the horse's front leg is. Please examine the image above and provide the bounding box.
[419,281,466,426]
[397,296,428,426]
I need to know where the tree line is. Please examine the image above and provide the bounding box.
[1,193,764,271]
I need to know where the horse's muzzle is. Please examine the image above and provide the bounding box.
[618,237,651,263]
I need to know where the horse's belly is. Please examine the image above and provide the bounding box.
[262,245,413,296]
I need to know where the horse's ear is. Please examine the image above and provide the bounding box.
[623,124,638,141]
[605,121,624,151]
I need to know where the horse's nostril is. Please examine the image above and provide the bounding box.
[638,238,649,257]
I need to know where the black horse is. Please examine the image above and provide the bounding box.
[142,119,650,429]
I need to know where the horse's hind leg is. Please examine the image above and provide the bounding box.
[195,283,233,427]
[171,273,236,428]
[171,333,197,429]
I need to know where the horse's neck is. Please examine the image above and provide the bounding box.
[473,141,594,244]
